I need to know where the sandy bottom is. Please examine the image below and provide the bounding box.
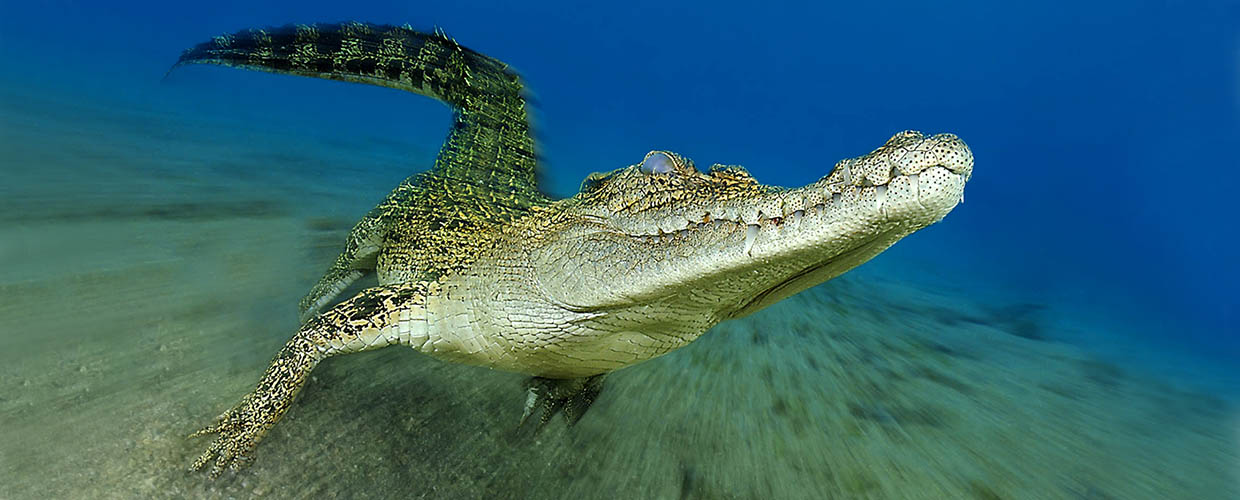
[0,90,1236,499]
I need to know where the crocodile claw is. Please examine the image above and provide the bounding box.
[188,396,270,478]
[520,374,606,431]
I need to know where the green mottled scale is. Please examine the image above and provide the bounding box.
[175,22,550,321]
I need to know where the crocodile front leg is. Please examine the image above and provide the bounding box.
[192,281,433,477]
[189,334,320,476]
[298,208,390,323]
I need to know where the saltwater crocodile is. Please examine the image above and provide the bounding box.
[176,22,973,477]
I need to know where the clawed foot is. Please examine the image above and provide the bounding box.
[520,374,606,431]
[188,396,270,478]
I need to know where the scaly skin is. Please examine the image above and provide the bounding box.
[176,22,974,477]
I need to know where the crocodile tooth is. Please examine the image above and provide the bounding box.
[875,185,887,211]
[743,224,759,256]
[792,209,804,224]
[833,159,852,184]
[908,173,919,200]
[831,193,842,209]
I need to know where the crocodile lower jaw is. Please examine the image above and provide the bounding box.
[727,228,900,319]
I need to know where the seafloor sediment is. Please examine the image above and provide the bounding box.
[0,90,1235,499]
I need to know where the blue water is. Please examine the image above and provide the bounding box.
[2,1,1237,497]
[6,0,1233,359]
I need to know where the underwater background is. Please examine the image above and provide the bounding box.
[1,0,1236,498]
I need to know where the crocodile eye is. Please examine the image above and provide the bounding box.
[640,151,676,175]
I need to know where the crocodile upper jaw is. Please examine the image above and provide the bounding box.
[532,131,972,323]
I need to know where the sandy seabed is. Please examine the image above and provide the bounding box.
[0,90,1236,499]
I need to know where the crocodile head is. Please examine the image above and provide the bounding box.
[529,131,972,333]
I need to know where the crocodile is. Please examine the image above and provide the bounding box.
[175,22,973,477]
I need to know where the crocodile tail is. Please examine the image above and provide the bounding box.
[173,22,543,204]
[172,22,518,111]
